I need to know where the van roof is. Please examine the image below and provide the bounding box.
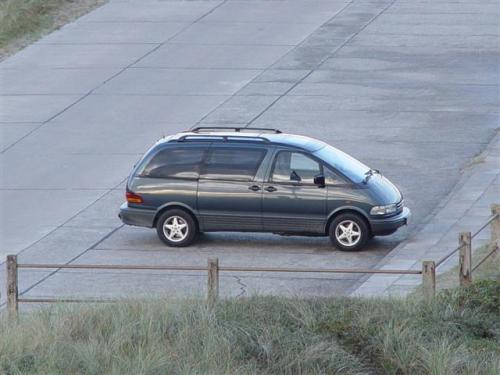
[161,127,328,152]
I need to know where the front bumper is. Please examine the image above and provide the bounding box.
[369,207,411,236]
[118,202,155,228]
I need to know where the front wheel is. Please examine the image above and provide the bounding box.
[329,213,370,251]
[156,209,197,247]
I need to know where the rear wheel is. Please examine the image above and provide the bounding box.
[329,213,369,251]
[156,209,197,247]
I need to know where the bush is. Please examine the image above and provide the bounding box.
[1,281,498,374]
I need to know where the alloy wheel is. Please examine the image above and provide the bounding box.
[335,220,361,247]
[163,216,189,242]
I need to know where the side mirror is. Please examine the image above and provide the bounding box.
[314,175,325,187]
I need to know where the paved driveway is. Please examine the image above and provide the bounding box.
[1,0,499,303]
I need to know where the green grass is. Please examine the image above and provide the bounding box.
[0,0,107,59]
[1,280,499,374]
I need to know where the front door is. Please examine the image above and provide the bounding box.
[197,145,267,231]
[262,150,327,233]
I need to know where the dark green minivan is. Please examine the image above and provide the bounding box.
[119,127,410,251]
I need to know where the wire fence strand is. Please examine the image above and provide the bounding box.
[471,214,497,239]
[435,244,462,267]
[436,213,498,268]
[472,244,498,272]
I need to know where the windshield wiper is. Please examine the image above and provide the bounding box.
[363,169,380,184]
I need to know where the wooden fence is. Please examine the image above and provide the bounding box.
[5,204,499,319]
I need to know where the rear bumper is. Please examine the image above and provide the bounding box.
[369,207,411,236]
[118,203,155,228]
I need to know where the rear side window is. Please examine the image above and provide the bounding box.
[202,148,266,181]
[141,147,205,179]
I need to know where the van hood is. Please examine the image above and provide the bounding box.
[363,173,402,205]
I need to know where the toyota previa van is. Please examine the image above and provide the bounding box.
[119,127,410,251]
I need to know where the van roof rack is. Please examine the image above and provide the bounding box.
[189,126,282,134]
[176,134,270,143]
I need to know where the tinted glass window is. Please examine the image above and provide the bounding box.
[325,167,347,185]
[313,145,369,183]
[202,148,266,181]
[272,152,321,184]
[141,147,205,179]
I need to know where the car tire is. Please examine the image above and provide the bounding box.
[329,213,369,251]
[156,209,197,247]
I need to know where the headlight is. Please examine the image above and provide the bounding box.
[370,203,398,215]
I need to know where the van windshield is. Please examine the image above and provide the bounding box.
[314,145,370,183]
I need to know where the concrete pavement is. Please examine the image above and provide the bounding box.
[1,0,499,304]
[354,132,500,296]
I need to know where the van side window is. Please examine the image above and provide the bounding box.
[272,152,321,184]
[202,148,266,181]
[325,167,347,185]
[141,147,205,179]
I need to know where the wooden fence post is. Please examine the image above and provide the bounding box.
[422,261,435,301]
[491,204,500,243]
[7,255,18,319]
[207,258,219,307]
[459,232,472,286]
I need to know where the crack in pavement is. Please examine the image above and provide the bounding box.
[233,275,247,298]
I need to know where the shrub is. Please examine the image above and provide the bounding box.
[1,281,498,374]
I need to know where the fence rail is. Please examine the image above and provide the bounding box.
[435,211,498,267]
[17,298,116,304]
[4,204,499,319]
[472,241,499,272]
[16,263,423,275]
[17,264,208,271]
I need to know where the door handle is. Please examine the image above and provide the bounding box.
[248,185,261,191]
[264,186,277,192]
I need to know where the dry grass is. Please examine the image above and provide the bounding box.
[1,241,498,374]
[1,280,498,374]
[0,0,107,60]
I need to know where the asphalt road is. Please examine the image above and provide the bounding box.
[1,0,499,303]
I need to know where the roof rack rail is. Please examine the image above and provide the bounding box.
[189,126,282,134]
[177,134,270,143]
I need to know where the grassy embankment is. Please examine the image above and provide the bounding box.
[0,0,107,59]
[1,280,498,373]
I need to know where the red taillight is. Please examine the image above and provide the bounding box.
[126,191,143,204]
